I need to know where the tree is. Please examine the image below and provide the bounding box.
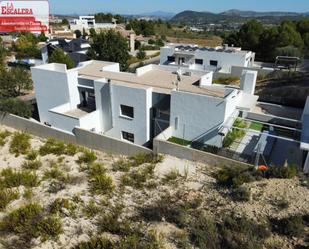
[296,18,309,36]
[275,46,302,58]
[0,37,6,65]
[13,33,40,59]
[259,27,279,61]
[89,28,96,38]
[137,49,146,60]
[0,67,32,98]
[0,98,33,118]
[88,30,130,71]
[49,48,75,69]
[38,32,47,42]
[238,19,264,52]
[277,21,304,49]
[74,30,82,38]
[62,18,69,26]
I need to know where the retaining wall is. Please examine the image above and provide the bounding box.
[0,113,151,156]
[153,137,250,167]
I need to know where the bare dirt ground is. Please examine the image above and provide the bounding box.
[0,125,308,249]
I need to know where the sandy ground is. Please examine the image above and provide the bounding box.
[0,125,308,249]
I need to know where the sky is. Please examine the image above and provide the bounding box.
[48,0,309,15]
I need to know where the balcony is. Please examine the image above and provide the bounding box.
[48,103,100,133]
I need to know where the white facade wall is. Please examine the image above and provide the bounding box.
[31,64,79,125]
[170,90,227,147]
[79,110,102,133]
[223,90,242,122]
[104,83,153,145]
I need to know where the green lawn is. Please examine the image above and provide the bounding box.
[168,137,191,146]
[249,122,264,132]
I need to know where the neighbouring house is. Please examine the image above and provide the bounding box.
[41,38,91,66]
[70,16,116,32]
[31,60,258,147]
[160,43,255,74]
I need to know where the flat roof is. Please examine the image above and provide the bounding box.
[164,43,251,55]
[77,61,228,98]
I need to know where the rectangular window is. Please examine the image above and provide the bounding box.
[122,131,134,143]
[167,56,175,62]
[120,105,134,119]
[195,59,203,65]
[210,60,218,67]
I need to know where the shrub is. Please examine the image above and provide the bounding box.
[266,164,298,179]
[89,174,115,195]
[270,215,305,237]
[72,237,113,249]
[23,188,34,200]
[0,203,62,242]
[219,215,271,249]
[26,150,38,160]
[36,216,63,241]
[0,168,39,188]
[49,198,75,216]
[82,199,101,218]
[97,205,132,235]
[231,186,251,202]
[189,212,219,249]
[120,164,155,188]
[271,198,289,210]
[0,130,11,146]
[87,163,107,177]
[130,153,163,166]
[139,193,196,228]
[223,118,246,148]
[39,138,79,156]
[0,189,19,211]
[43,167,65,181]
[112,158,131,172]
[65,143,79,155]
[47,180,66,193]
[77,150,97,164]
[9,132,31,156]
[214,165,262,188]
[22,159,42,170]
[162,169,180,184]
[39,138,65,156]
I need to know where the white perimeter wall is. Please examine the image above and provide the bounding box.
[170,90,227,147]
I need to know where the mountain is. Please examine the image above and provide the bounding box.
[221,9,302,17]
[171,10,306,25]
[139,11,175,18]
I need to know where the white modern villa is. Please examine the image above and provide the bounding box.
[70,16,116,32]
[31,61,258,147]
[160,43,256,73]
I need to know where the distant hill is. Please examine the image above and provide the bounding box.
[139,11,175,18]
[221,9,301,17]
[171,10,307,24]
